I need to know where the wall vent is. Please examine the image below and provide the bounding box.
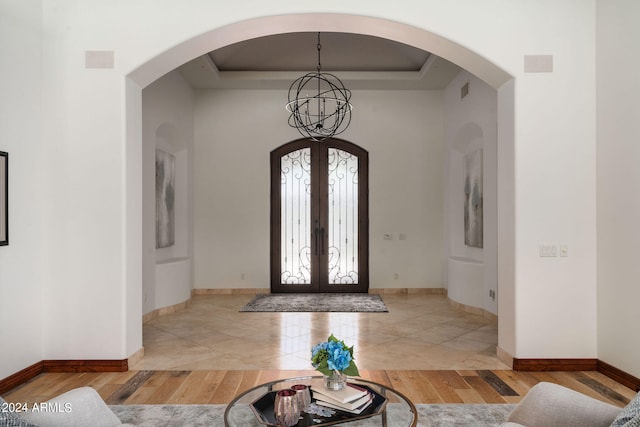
[85,51,115,69]
[524,55,553,73]
[461,81,469,99]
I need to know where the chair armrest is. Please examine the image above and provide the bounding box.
[21,387,123,427]
[506,382,621,427]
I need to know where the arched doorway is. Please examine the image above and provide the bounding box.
[270,138,369,293]
[125,12,515,363]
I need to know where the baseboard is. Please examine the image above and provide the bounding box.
[192,288,446,296]
[598,360,640,392]
[143,299,191,323]
[513,358,598,371]
[368,288,446,295]
[0,359,128,395]
[127,348,145,369]
[42,359,128,373]
[192,288,265,295]
[0,361,43,395]
[511,357,640,391]
[496,347,513,368]
[447,298,497,322]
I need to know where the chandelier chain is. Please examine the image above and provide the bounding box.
[317,33,322,73]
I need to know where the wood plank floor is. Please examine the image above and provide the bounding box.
[3,369,635,408]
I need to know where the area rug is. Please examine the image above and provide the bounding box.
[111,403,516,426]
[239,293,388,312]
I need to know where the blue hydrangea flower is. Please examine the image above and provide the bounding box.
[327,347,352,372]
[311,342,326,358]
[310,334,359,377]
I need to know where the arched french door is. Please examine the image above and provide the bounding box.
[271,138,369,293]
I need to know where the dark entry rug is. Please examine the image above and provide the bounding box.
[239,293,388,312]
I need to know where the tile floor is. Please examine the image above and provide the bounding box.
[131,293,510,371]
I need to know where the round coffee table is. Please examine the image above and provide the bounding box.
[224,375,417,427]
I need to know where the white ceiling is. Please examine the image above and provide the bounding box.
[177,32,461,90]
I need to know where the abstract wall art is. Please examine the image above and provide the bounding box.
[464,148,483,248]
[156,149,175,248]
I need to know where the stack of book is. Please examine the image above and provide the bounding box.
[311,383,374,415]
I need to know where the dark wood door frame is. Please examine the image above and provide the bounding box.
[270,138,369,293]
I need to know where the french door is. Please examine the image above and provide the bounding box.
[270,138,369,293]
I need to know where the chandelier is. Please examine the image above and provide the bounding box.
[286,33,353,142]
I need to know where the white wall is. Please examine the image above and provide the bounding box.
[193,89,444,290]
[1,1,615,379]
[109,2,601,362]
[0,0,45,380]
[596,0,640,379]
[512,4,597,358]
[142,70,194,315]
[497,80,516,357]
[443,71,498,314]
[359,91,444,289]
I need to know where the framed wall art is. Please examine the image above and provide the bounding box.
[0,151,7,246]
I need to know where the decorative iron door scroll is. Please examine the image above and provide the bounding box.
[271,138,368,293]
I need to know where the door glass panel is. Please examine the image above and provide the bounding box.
[280,148,312,284]
[327,148,358,284]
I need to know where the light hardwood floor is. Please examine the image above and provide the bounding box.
[4,369,635,407]
[3,294,636,406]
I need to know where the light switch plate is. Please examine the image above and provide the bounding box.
[539,245,557,257]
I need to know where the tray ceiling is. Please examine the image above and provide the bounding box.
[177,32,461,90]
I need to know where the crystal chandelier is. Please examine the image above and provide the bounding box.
[286,33,353,142]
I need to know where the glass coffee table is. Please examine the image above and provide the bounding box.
[224,376,417,427]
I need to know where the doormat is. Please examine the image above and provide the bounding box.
[239,293,388,312]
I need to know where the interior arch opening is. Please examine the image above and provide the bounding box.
[128,13,515,370]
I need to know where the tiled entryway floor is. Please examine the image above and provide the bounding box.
[131,293,509,371]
